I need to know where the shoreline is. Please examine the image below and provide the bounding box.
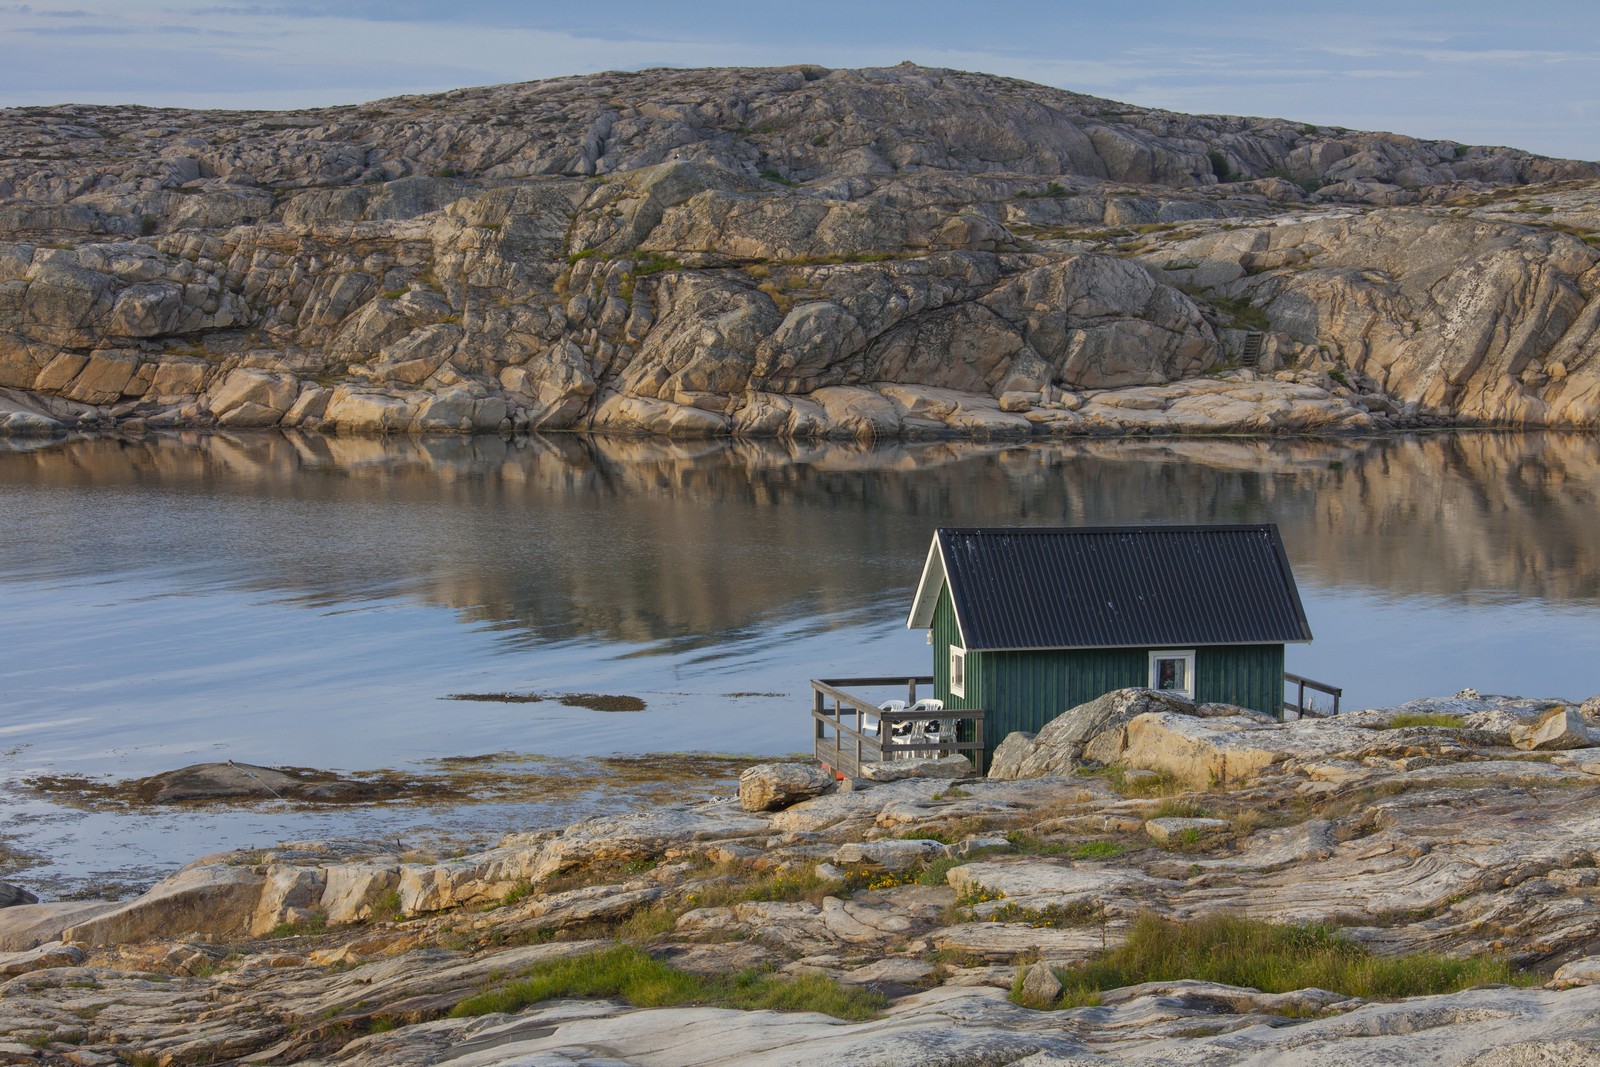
[6,690,1600,1064]
[0,371,1547,442]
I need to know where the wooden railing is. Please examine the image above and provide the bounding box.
[811,676,985,779]
[1284,672,1342,717]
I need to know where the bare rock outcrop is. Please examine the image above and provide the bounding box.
[10,691,1600,1063]
[2,64,1597,439]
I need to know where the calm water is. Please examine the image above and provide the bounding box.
[3,429,1599,893]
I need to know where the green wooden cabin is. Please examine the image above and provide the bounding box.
[907,525,1313,770]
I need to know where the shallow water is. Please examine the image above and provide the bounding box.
[3,429,1599,894]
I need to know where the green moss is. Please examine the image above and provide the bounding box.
[1385,712,1466,729]
[449,944,884,1021]
[633,252,683,276]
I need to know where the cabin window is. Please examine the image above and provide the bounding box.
[1148,650,1195,697]
[949,647,966,697]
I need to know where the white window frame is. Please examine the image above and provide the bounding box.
[949,646,966,698]
[1148,649,1196,698]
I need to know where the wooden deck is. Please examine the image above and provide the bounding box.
[811,676,985,779]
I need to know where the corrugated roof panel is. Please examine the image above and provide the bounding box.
[933,525,1312,651]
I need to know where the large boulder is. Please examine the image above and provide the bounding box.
[61,865,266,947]
[1085,711,1378,787]
[738,762,838,812]
[1510,705,1594,751]
[988,688,1200,779]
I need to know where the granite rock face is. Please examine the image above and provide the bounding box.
[8,693,1600,1063]
[2,63,1598,437]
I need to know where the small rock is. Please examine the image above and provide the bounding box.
[1018,960,1063,1006]
[834,839,950,871]
[1551,956,1600,988]
[998,390,1036,412]
[0,883,37,909]
[814,862,847,883]
[1145,817,1231,846]
[738,762,838,812]
[842,957,936,985]
[0,941,85,976]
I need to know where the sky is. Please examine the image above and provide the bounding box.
[0,0,1595,160]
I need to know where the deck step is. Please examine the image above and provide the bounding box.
[1239,331,1265,368]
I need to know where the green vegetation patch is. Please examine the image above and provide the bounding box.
[1036,913,1530,1009]
[450,943,885,1020]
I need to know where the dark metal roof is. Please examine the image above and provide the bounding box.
[917,524,1313,651]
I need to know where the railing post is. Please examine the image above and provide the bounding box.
[907,677,917,705]
[1298,678,1306,717]
[854,711,862,776]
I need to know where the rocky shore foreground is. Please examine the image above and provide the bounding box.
[6,689,1600,1064]
[3,63,1600,439]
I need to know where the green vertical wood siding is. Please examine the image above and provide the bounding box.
[1194,643,1284,717]
[930,581,1286,771]
[932,586,983,713]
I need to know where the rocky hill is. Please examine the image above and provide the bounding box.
[1,63,1598,437]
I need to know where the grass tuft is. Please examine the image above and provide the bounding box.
[1038,913,1530,1009]
[449,943,884,1020]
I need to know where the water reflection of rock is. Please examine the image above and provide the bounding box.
[2,431,1597,645]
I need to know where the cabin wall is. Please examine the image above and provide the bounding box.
[932,586,983,713]
[931,579,1287,768]
[965,644,1288,763]
[1195,643,1285,717]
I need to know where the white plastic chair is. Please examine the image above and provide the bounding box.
[911,698,947,756]
[871,699,905,754]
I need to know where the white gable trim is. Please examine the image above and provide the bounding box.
[906,532,968,647]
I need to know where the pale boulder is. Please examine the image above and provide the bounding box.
[989,688,1199,780]
[857,755,972,781]
[61,865,266,947]
[1018,961,1063,1007]
[0,941,85,977]
[738,762,837,812]
[0,901,117,952]
[1510,705,1593,751]
[319,865,400,926]
[250,864,325,937]
[207,368,298,421]
[834,839,950,871]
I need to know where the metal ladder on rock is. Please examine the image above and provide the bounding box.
[1238,332,1265,368]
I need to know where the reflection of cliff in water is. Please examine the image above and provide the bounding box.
[2,430,1596,647]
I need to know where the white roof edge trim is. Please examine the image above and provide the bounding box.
[905,532,969,649]
[906,535,944,630]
